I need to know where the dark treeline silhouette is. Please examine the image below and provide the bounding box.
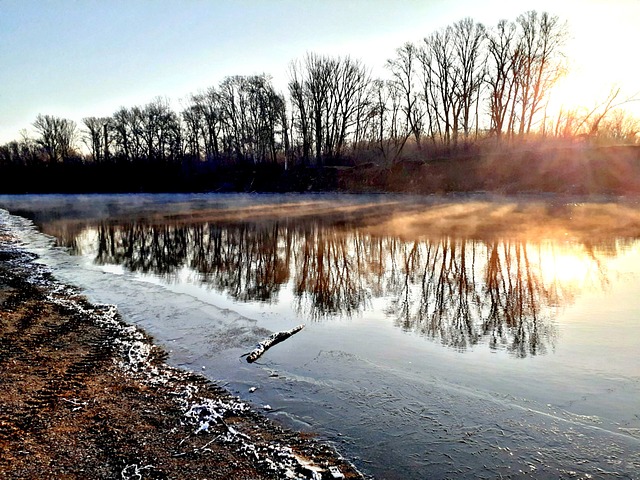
[2,10,639,194]
[58,219,617,356]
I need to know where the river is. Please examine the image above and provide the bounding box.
[1,193,639,479]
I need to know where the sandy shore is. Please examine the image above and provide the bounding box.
[0,227,362,479]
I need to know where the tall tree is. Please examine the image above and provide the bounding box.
[140,97,182,163]
[216,75,285,164]
[420,26,460,145]
[32,114,78,163]
[289,53,371,165]
[111,106,144,162]
[486,19,520,140]
[386,42,423,147]
[82,116,112,163]
[370,78,412,162]
[515,11,566,136]
[194,87,224,162]
[289,59,312,164]
[305,53,333,165]
[451,18,486,140]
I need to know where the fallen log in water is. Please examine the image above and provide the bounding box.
[243,325,305,363]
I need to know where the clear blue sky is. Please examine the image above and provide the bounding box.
[1,0,638,144]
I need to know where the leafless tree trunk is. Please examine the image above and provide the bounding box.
[82,117,111,163]
[387,42,423,147]
[452,18,487,141]
[420,27,460,146]
[515,11,566,137]
[33,114,77,163]
[486,20,519,141]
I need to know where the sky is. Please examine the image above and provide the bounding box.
[1,0,639,144]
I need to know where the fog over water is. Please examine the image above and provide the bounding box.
[1,193,639,479]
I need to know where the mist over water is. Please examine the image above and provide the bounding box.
[1,193,639,479]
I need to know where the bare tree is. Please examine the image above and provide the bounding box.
[552,87,640,141]
[181,102,204,160]
[420,26,460,145]
[316,56,372,160]
[387,42,423,147]
[198,87,223,162]
[245,75,287,163]
[451,18,487,140]
[140,97,182,163]
[306,53,333,165]
[32,114,78,163]
[486,19,520,140]
[417,19,487,147]
[0,131,38,167]
[288,53,371,165]
[598,109,640,144]
[217,75,286,164]
[515,11,567,136]
[111,106,144,162]
[288,59,312,164]
[82,116,112,163]
[370,78,411,162]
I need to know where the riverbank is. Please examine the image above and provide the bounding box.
[1,144,639,196]
[0,227,362,479]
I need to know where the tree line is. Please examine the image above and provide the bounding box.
[1,10,638,192]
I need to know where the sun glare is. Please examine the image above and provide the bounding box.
[538,244,596,287]
[546,2,640,120]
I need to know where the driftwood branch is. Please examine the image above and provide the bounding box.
[243,325,305,363]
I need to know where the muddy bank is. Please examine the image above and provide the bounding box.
[0,227,362,479]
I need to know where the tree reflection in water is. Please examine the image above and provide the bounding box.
[294,228,372,318]
[88,220,611,357]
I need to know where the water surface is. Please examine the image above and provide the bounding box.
[1,193,639,479]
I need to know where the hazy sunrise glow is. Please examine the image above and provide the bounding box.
[547,3,640,119]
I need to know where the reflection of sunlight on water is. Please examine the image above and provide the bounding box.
[607,241,640,274]
[537,242,604,289]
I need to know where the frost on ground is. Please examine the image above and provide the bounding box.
[46,283,325,479]
[0,209,362,480]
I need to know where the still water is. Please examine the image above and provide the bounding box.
[1,193,639,479]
